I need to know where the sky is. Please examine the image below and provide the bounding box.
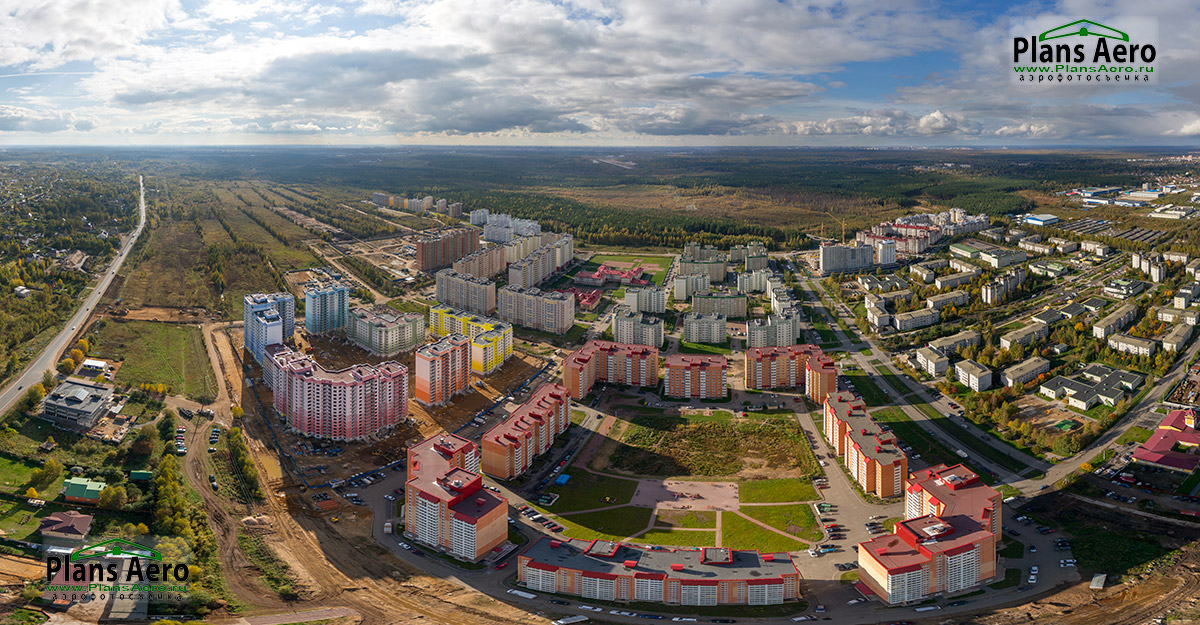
[0,0,1198,146]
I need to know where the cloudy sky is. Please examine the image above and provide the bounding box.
[0,0,1198,145]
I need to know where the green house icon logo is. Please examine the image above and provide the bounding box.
[70,538,162,563]
[1039,19,1129,42]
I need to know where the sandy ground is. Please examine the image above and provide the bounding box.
[632,479,740,511]
[0,554,43,583]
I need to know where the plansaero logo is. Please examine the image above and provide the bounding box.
[1011,18,1158,84]
[45,538,190,601]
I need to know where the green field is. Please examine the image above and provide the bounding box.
[1116,426,1154,446]
[0,608,48,625]
[637,529,717,547]
[678,340,732,355]
[587,254,673,286]
[720,513,806,552]
[655,510,717,528]
[739,504,822,542]
[554,506,654,542]
[843,370,891,406]
[989,567,1022,590]
[542,471,639,513]
[91,319,218,401]
[607,414,817,477]
[740,478,818,503]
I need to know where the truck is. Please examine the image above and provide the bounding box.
[506,589,537,600]
[383,522,393,534]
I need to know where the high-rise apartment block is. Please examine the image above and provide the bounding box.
[746,312,802,348]
[507,236,574,288]
[744,344,835,402]
[664,355,727,399]
[823,392,908,498]
[453,245,509,279]
[435,269,497,315]
[427,306,513,375]
[262,345,408,441]
[674,273,711,300]
[414,334,471,405]
[347,306,425,356]
[624,287,666,314]
[611,305,664,347]
[858,464,1000,604]
[480,383,570,479]
[678,257,727,283]
[497,285,575,334]
[692,292,747,318]
[415,228,481,272]
[818,242,874,276]
[304,281,349,334]
[563,340,659,399]
[404,434,507,562]
[244,292,295,364]
[681,313,727,344]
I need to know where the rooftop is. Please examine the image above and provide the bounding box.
[520,537,799,582]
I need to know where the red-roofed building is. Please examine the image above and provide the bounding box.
[404,433,508,562]
[743,344,836,402]
[1133,409,1200,473]
[555,287,603,311]
[563,340,659,399]
[664,355,728,399]
[573,264,651,288]
[823,392,907,498]
[481,383,571,479]
[858,464,1000,604]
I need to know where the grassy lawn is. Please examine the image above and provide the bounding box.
[541,471,639,513]
[878,370,919,401]
[1116,426,1154,446]
[1051,514,1174,578]
[740,478,818,503]
[1180,470,1200,495]
[638,529,717,547]
[678,340,732,355]
[0,455,54,495]
[843,370,891,406]
[0,609,48,625]
[740,504,823,542]
[92,319,219,401]
[655,510,716,529]
[839,571,859,584]
[721,513,806,552]
[589,254,673,286]
[883,517,901,532]
[554,506,654,542]
[989,567,1022,590]
[385,298,431,316]
[570,410,587,424]
[998,538,1024,559]
[871,407,997,484]
[515,323,590,346]
[912,402,1029,473]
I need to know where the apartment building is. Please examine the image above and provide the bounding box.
[745,254,769,272]
[508,236,574,288]
[674,273,711,300]
[625,287,667,314]
[1001,356,1049,387]
[926,290,968,311]
[678,257,728,283]
[562,341,659,399]
[1108,333,1158,357]
[262,345,408,441]
[435,269,497,316]
[874,239,897,265]
[664,355,728,399]
[611,306,664,348]
[737,269,772,294]
[934,271,978,290]
[692,292,748,319]
[982,267,1026,305]
[1164,324,1193,353]
[304,281,349,334]
[916,347,949,376]
[1093,303,1138,339]
[347,306,425,356]
[743,344,835,402]
[823,393,908,498]
[414,334,471,405]
[818,242,874,276]
[453,245,509,279]
[681,313,727,344]
[497,285,575,334]
[928,330,981,357]
[858,464,1000,605]
[999,322,1048,350]
[979,249,1026,269]
[893,309,939,332]
[518,540,801,606]
[404,434,506,562]
[469,208,489,225]
[415,228,481,272]
[746,313,801,348]
[244,292,295,364]
[955,360,992,392]
[480,384,570,479]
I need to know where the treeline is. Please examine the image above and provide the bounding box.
[0,259,89,382]
[454,189,807,250]
[340,255,403,297]
[226,427,263,500]
[237,206,291,247]
[152,455,226,612]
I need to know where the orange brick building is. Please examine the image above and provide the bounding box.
[664,355,728,399]
[480,383,571,479]
[743,344,835,402]
[414,334,470,405]
[518,540,801,606]
[404,433,508,562]
[562,340,659,399]
[858,464,1000,604]
[823,392,908,498]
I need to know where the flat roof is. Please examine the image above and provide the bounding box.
[521,538,798,582]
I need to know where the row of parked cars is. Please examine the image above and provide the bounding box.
[516,505,565,533]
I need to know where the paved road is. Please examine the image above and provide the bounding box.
[0,175,147,415]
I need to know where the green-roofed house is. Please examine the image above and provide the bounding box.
[62,477,106,505]
[129,471,153,482]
